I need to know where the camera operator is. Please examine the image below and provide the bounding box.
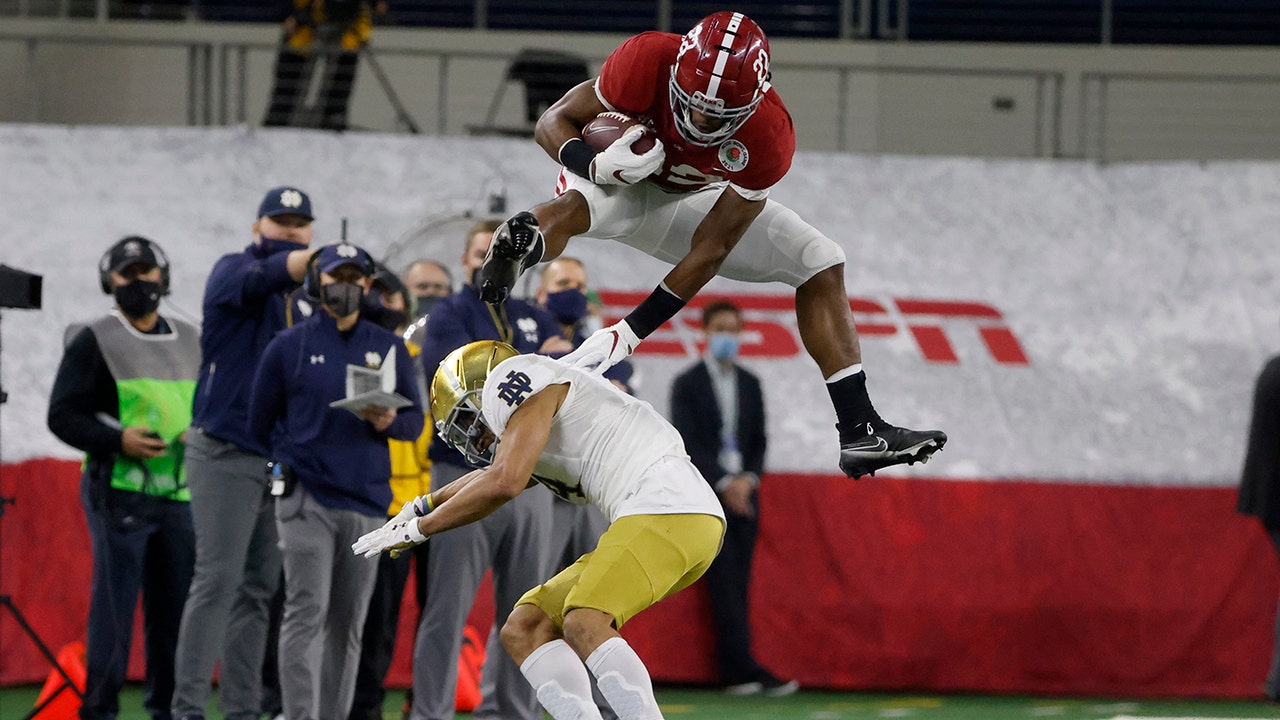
[47,236,199,720]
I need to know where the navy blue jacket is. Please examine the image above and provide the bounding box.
[248,311,425,517]
[192,244,302,455]
[420,284,561,466]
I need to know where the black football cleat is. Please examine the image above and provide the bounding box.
[839,421,947,479]
[477,211,545,304]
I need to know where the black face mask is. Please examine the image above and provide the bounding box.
[544,288,589,326]
[416,295,442,316]
[321,282,363,318]
[375,308,408,332]
[115,279,162,319]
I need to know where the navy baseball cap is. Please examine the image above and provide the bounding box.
[315,242,374,275]
[257,186,314,220]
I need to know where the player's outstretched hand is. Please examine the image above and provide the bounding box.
[560,320,641,375]
[351,517,427,558]
[591,127,665,186]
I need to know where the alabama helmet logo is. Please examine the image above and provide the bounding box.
[719,140,749,172]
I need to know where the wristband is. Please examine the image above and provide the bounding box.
[558,138,597,180]
[624,284,687,339]
[424,492,435,513]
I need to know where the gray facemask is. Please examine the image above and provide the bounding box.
[321,282,363,318]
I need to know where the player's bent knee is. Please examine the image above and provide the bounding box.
[562,607,616,658]
[500,604,556,662]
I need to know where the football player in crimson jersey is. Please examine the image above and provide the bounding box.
[476,11,945,479]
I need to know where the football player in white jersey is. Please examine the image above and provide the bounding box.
[353,340,726,720]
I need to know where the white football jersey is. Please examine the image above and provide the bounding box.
[481,354,723,523]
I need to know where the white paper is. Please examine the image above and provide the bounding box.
[328,345,413,415]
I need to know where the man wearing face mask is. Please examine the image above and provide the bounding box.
[249,242,425,720]
[173,186,316,720]
[534,257,633,395]
[411,221,567,720]
[401,259,453,343]
[48,236,199,720]
[669,300,799,698]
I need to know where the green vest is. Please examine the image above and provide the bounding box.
[88,314,200,500]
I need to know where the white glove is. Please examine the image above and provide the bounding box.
[590,126,665,186]
[560,320,641,375]
[351,517,427,559]
[389,495,431,524]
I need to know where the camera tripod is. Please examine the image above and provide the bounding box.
[0,312,85,717]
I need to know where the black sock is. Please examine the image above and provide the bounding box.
[827,371,882,441]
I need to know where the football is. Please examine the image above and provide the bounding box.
[581,112,657,154]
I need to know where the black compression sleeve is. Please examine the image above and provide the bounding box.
[558,138,596,180]
[624,284,687,339]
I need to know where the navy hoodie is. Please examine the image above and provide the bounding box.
[248,311,424,516]
[192,244,302,455]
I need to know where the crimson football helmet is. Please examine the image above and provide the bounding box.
[668,11,770,147]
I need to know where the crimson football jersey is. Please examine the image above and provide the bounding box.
[596,31,795,197]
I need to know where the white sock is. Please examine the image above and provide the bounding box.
[519,640,604,720]
[584,637,663,720]
[825,363,863,383]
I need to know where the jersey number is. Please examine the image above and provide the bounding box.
[659,163,725,188]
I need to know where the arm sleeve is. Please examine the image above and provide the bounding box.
[384,338,426,442]
[47,327,122,457]
[205,252,297,314]
[247,337,287,451]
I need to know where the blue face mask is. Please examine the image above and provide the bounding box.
[259,236,308,257]
[544,288,589,325]
[708,333,739,361]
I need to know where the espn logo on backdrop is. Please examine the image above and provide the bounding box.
[596,291,1029,366]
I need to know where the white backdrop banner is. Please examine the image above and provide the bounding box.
[1,125,1277,485]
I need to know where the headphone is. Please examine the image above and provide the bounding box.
[302,243,377,301]
[99,236,171,295]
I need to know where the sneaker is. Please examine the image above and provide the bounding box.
[762,679,800,697]
[476,211,544,304]
[839,421,947,479]
[723,681,763,695]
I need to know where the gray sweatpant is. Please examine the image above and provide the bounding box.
[276,484,382,720]
[410,461,556,720]
[172,430,282,720]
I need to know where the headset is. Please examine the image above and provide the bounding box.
[98,236,171,295]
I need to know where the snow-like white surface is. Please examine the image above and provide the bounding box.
[2,124,1278,485]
